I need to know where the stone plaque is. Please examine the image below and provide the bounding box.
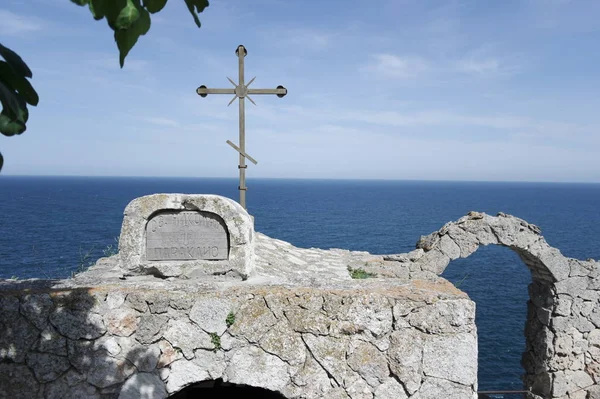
[146,211,229,261]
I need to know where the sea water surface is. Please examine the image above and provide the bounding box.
[1,176,599,394]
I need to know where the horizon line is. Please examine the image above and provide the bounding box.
[2,174,600,185]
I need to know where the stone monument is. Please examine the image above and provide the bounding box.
[118,194,255,280]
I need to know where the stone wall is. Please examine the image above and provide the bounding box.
[2,210,599,398]
[0,281,477,399]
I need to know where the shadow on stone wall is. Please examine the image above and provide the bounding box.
[0,285,171,398]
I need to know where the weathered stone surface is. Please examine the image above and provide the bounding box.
[552,369,595,397]
[347,340,388,387]
[157,339,180,368]
[163,319,213,359]
[86,355,136,388]
[445,225,479,258]
[118,373,167,399]
[286,353,334,399]
[556,277,589,295]
[438,234,461,260]
[415,249,450,274]
[345,377,372,399]
[417,233,440,251]
[124,344,161,372]
[26,352,71,382]
[422,332,477,386]
[229,298,278,343]
[0,295,20,318]
[219,332,245,351]
[136,314,169,344]
[418,377,475,399]
[189,297,231,335]
[407,299,475,334]
[302,334,348,386]
[0,363,41,399]
[225,345,290,392]
[373,378,408,399]
[344,295,393,338]
[105,291,127,309]
[166,359,210,393]
[193,349,226,380]
[67,339,95,370]
[388,329,423,394]
[126,292,149,312]
[45,378,100,399]
[20,294,54,330]
[285,308,331,335]
[146,294,170,314]
[169,293,195,311]
[0,315,39,363]
[35,325,68,356]
[105,307,138,337]
[259,321,306,366]
[95,336,122,356]
[50,309,105,340]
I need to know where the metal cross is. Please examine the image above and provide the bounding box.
[196,45,287,210]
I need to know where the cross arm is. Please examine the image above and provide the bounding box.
[247,86,287,97]
[196,85,235,97]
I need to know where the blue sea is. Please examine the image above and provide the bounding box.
[1,176,599,394]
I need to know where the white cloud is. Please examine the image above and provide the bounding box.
[455,58,502,75]
[365,54,432,79]
[141,117,180,127]
[366,51,522,81]
[0,9,43,35]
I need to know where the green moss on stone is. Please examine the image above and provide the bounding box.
[226,311,236,328]
[348,267,376,279]
[210,333,221,351]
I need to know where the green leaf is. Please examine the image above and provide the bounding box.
[0,81,20,115]
[115,6,151,67]
[183,0,209,28]
[0,152,3,172]
[96,0,127,30]
[88,0,106,20]
[0,43,32,79]
[143,0,168,13]
[115,0,140,30]
[0,111,26,137]
[0,62,39,106]
[89,0,126,21]
[70,0,90,5]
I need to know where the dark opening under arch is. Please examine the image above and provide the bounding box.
[169,379,287,399]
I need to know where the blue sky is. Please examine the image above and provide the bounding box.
[1,0,599,182]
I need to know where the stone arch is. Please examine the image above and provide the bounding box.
[399,211,600,398]
[412,211,566,282]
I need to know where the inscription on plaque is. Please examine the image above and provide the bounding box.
[146,211,229,261]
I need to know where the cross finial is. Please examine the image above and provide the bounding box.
[197,45,287,210]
